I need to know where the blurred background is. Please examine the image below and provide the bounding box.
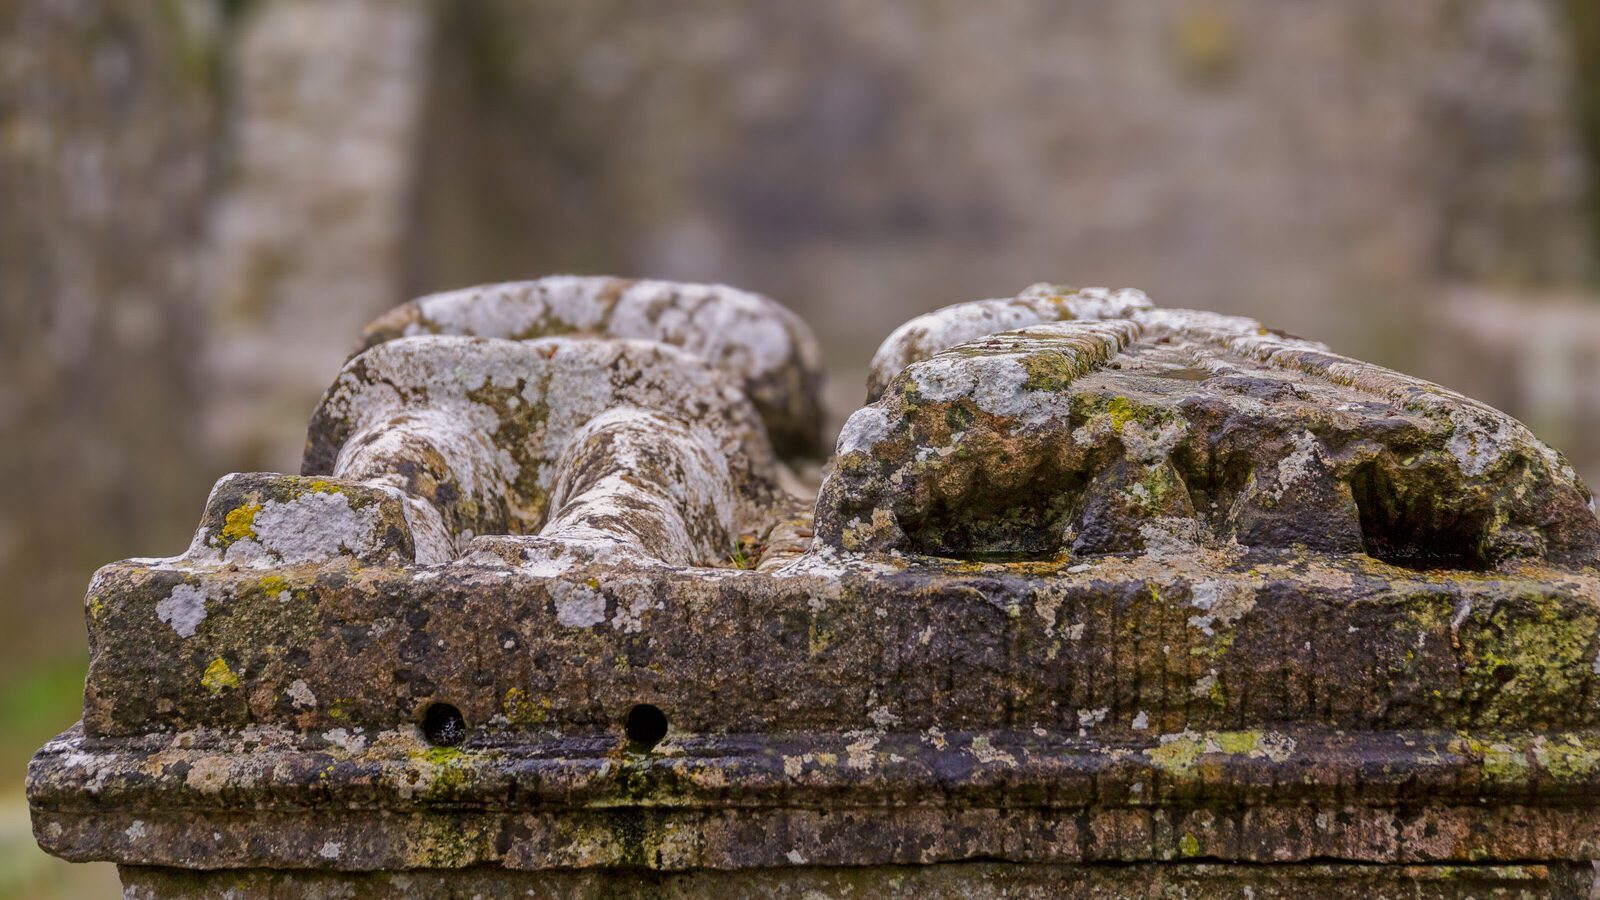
[3,0,1598,894]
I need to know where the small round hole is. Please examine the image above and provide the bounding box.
[422,702,466,747]
[623,703,668,749]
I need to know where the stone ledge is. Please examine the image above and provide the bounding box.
[32,723,1600,870]
[115,862,1598,899]
[78,555,1600,737]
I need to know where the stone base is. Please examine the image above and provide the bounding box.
[118,862,1598,899]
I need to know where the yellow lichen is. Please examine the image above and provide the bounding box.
[220,503,261,544]
[504,687,550,726]
[1106,397,1137,432]
[201,657,239,694]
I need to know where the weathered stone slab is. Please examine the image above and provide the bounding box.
[117,862,1597,899]
[30,280,1600,895]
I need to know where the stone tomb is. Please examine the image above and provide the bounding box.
[29,277,1600,896]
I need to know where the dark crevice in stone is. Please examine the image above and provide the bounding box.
[1348,462,1490,571]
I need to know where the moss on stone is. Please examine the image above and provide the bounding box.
[1460,592,1598,727]
[1147,730,1273,778]
[1020,349,1080,393]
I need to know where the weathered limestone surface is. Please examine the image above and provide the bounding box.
[30,281,1600,896]
[360,276,825,459]
[117,862,1597,899]
[828,289,1600,567]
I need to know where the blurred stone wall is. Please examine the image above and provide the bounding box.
[408,0,1594,412]
[0,0,429,671]
[201,0,431,469]
[0,0,225,664]
[2,0,1597,677]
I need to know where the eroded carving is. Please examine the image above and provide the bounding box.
[29,278,1600,892]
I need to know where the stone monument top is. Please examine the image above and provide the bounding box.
[29,277,1600,896]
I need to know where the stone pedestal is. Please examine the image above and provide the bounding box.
[31,279,1600,896]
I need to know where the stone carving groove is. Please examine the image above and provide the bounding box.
[28,278,1600,895]
[299,334,783,568]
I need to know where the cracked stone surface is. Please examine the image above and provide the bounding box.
[29,280,1600,895]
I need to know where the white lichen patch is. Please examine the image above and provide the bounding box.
[322,728,368,754]
[550,580,606,628]
[968,735,1019,767]
[1267,430,1323,502]
[845,733,880,770]
[1138,517,1205,556]
[1188,579,1257,637]
[217,491,386,568]
[604,577,661,633]
[156,584,212,638]
[309,335,782,571]
[286,679,318,710]
[1445,412,1518,477]
[183,756,231,794]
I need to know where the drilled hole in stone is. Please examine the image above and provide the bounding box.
[624,703,669,749]
[422,702,467,747]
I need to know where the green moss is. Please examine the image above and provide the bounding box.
[1147,735,1204,777]
[944,400,976,433]
[1020,349,1081,393]
[1132,463,1179,512]
[603,809,674,868]
[1072,394,1171,435]
[1177,832,1202,857]
[408,744,473,799]
[1106,397,1138,432]
[1538,735,1600,779]
[1460,592,1598,727]
[1147,730,1269,778]
[200,657,239,694]
[1454,733,1600,785]
[809,615,835,657]
[727,533,762,569]
[405,816,481,868]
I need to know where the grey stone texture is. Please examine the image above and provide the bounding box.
[29,281,1600,895]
